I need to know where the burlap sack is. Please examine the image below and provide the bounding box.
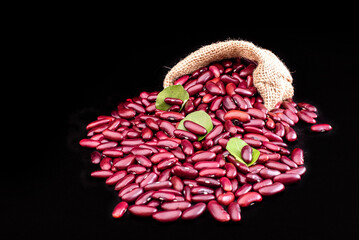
[163,40,294,111]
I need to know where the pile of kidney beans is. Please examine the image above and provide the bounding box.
[79,57,332,222]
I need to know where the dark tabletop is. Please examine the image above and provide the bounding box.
[5,20,358,240]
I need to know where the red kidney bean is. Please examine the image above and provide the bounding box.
[241,145,252,163]
[114,174,136,191]
[151,191,176,201]
[207,200,230,222]
[121,187,144,202]
[181,139,194,155]
[194,161,220,170]
[298,102,317,112]
[243,119,265,128]
[157,139,179,149]
[209,96,222,111]
[187,84,204,96]
[143,180,172,191]
[195,177,221,188]
[217,192,235,206]
[284,109,299,124]
[181,203,207,220]
[183,120,207,136]
[170,176,184,192]
[90,151,101,164]
[80,139,101,148]
[112,201,128,218]
[127,164,147,175]
[191,186,215,195]
[157,158,178,171]
[280,156,298,168]
[174,129,198,141]
[128,205,157,217]
[135,190,155,205]
[174,75,189,85]
[191,194,215,202]
[161,201,191,211]
[99,157,112,170]
[172,165,198,179]
[245,173,262,183]
[114,155,136,169]
[291,148,304,165]
[159,120,176,137]
[258,182,285,196]
[273,173,301,185]
[205,124,224,141]
[224,110,250,122]
[311,124,332,132]
[199,168,226,178]
[220,177,233,192]
[106,170,127,185]
[192,151,216,162]
[286,166,307,176]
[158,168,172,181]
[222,95,237,110]
[284,126,297,142]
[206,81,222,95]
[91,170,113,178]
[139,172,158,188]
[164,97,183,106]
[259,167,281,179]
[265,161,291,172]
[228,202,241,221]
[297,110,316,124]
[253,179,273,191]
[274,122,285,137]
[150,152,175,164]
[249,164,265,174]
[152,210,182,222]
[234,87,254,97]
[263,132,283,142]
[244,133,269,142]
[237,192,262,207]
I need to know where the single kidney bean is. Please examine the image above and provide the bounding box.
[286,166,307,176]
[228,202,241,221]
[217,192,235,206]
[152,210,182,222]
[241,145,253,163]
[183,120,207,135]
[128,205,157,217]
[311,124,332,132]
[237,192,262,207]
[192,151,217,162]
[291,148,304,165]
[223,110,250,122]
[259,167,281,179]
[273,173,301,185]
[181,203,206,220]
[207,200,231,222]
[258,182,285,196]
[112,201,128,218]
[195,177,221,188]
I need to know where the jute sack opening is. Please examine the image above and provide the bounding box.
[163,40,294,111]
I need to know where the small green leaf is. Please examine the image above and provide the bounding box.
[177,110,213,141]
[226,137,260,166]
[155,85,189,111]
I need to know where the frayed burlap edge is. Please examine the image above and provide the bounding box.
[163,40,294,111]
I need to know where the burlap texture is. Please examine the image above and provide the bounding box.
[163,40,294,111]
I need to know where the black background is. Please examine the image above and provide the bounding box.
[4,18,358,239]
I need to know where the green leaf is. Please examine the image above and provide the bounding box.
[226,137,260,166]
[177,110,213,141]
[155,85,189,111]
